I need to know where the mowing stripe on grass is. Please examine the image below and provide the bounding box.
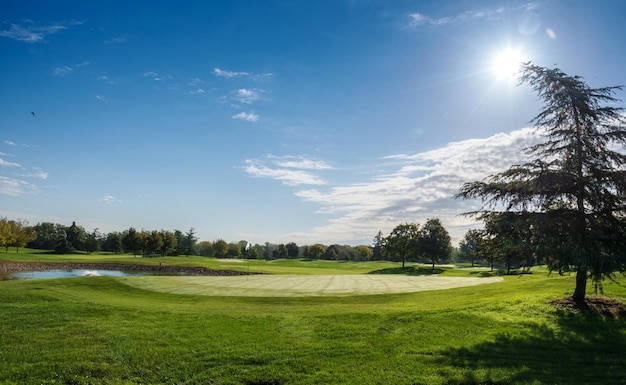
[118,275,503,297]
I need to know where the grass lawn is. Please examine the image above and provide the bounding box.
[1,251,625,384]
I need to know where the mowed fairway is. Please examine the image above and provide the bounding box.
[120,274,503,296]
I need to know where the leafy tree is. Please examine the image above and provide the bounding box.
[419,218,452,270]
[458,229,481,266]
[102,232,123,254]
[5,219,36,253]
[84,229,101,254]
[308,244,326,259]
[184,228,197,256]
[197,241,214,257]
[66,221,86,251]
[372,230,385,260]
[286,242,299,258]
[383,223,420,268]
[458,63,626,301]
[357,245,373,261]
[275,244,288,259]
[122,227,143,257]
[28,222,63,250]
[0,217,15,252]
[213,239,228,257]
[324,244,340,260]
[144,230,164,256]
[227,242,241,257]
[159,230,178,256]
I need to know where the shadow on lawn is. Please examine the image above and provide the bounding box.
[431,307,626,385]
[367,266,446,275]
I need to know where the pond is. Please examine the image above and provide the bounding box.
[4,269,153,281]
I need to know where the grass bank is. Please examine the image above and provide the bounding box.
[0,252,625,384]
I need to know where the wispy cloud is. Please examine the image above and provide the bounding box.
[245,128,541,244]
[104,36,127,44]
[268,155,333,170]
[0,158,21,168]
[0,176,38,196]
[4,141,16,146]
[407,5,515,28]
[99,194,121,204]
[53,61,89,77]
[0,21,67,43]
[213,67,273,80]
[232,112,259,122]
[243,155,331,186]
[142,71,172,81]
[233,88,263,104]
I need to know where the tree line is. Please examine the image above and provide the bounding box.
[0,216,456,264]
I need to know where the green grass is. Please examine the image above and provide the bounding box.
[1,251,625,384]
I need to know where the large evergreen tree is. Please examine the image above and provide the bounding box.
[457,63,626,301]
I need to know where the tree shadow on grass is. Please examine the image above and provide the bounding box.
[431,304,626,384]
[367,266,446,275]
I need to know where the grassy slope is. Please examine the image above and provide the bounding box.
[1,252,625,385]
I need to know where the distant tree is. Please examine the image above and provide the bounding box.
[419,218,452,270]
[458,229,481,266]
[159,230,178,256]
[66,221,86,251]
[286,242,299,258]
[144,230,164,257]
[227,242,241,257]
[357,245,373,261]
[184,228,197,256]
[458,63,626,301]
[102,232,123,254]
[383,223,420,268]
[308,244,326,259]
[28,222,62,250]
[122,227,143,257]
[197,241,214,257]
[372,230,385,260]
[213,239,228,257]
[7,219,36,253]
[0,218,11,252]
[276,244,288,259]
[83,229,101,254]
[324,244,339,260]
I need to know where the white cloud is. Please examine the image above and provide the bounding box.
[0,158,21,168]
[95,95,108,102]
[4,141,16,146]
[53,62,89,77]
[99,194,121,204]
[213,67,272,80]
[243,158,327,186]
[268,155,333,170]
[0,22,66,43]
[232,112,259,122]
[0,176,38,196]
[247,128,541,245]
[406,4,528,28]
[213,68,249,78]
[233,88,262,104]
[23,168,48,180]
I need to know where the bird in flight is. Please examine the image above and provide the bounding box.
[31,111,35,117]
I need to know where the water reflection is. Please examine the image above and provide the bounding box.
[8,269,148,280]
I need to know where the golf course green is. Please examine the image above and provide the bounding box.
[1,252,624,384]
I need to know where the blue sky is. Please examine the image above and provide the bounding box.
[2,0,625,246]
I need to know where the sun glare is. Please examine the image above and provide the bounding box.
[491,48,524,81]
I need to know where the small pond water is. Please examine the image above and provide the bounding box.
[4,269,151,281]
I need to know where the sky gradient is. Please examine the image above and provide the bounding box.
[2,0,626,246]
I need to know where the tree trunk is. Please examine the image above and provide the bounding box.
[573,268,587,302]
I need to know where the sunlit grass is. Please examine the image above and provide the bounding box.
[1,252,625,384]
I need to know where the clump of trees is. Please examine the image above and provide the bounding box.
[379,218,452,269]
[0,217,36,253]
[457,63,626,301]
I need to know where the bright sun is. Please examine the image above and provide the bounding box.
[491,48,524,80]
